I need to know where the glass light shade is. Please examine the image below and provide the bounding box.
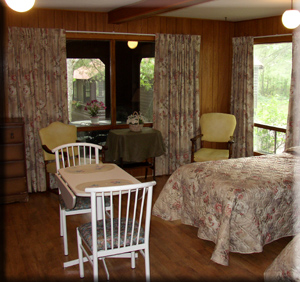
[282,9,300,29]
[5,0,35,12]
[127,41,138,49]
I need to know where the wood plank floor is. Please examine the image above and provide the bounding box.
[1,175,292,282]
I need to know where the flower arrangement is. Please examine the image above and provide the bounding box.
[84,100,106,117]
[126,111,145,125]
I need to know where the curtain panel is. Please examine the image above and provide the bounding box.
[153,33,201,175]
[6,27,68,192]
[286,28,300,149]
[230,36,254,158]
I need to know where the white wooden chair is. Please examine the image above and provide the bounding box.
[76,181,156,282]
[52,142,110,256]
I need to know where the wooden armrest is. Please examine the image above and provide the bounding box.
[190,134,202,143]
[190,134,202,163]
[42,144,54,155]
[228,136,235,159]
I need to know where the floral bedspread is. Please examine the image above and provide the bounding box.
[152,152,300,266]
[264,232,300,281]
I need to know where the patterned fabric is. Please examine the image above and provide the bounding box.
[230,37,254,158]
[152,151,300,266]
[6,27,68,192]
[153,33,201,176]
[59,195,110,211]
[78,218,145,252]
[264,233,300,281]
[286,28,300,149]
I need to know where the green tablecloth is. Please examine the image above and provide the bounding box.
[105,128,165,163]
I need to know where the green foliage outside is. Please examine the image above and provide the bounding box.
[140,58,154,92]
[140,58,155,122]
[254,43,292,153]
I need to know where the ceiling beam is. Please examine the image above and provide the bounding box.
[108,0,211,24]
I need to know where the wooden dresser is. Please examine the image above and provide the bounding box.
[0,118,29,203]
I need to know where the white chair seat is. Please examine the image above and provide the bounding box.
[78,218,145,252]
[59,195,110,211]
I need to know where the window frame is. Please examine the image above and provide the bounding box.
[253,35,292,155]
[66,32,155,132]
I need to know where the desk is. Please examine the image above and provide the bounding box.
[55,163,140,268]
[104,128,165,178]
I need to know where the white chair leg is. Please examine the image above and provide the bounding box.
[93,252,99,282]
[144,247,150,282]
[77,229,84,278]
[102,258,109,280]
[62,210,68,256]
[131,251,136,269]
[59,206,63,237]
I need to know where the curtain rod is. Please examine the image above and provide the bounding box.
[66,30,155,36]
[254,33,292,39]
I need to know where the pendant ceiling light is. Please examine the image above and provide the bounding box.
[127,41,138,49]
[282,0,300,29]
[5,0,35,13]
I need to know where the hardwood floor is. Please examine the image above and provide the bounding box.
[1,175,292,282]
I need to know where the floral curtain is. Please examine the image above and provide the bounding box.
[286,28,300,149]
[6,27,68,192]
[230,36,254,158]
[153,33,201,175]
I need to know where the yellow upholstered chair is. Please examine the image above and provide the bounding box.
[39,121,78,191]
[190,113,236,163]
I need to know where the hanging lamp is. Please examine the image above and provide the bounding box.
[127,41,138,49]
[282,0,300,29]
[5,0,35,13]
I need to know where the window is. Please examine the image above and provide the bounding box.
[66,39,155,127]
[67,58,106,122]
[253,42,292,154]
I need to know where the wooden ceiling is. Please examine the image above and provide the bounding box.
[107,0,211,24]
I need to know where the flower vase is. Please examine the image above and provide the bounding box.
[90,116,99,124]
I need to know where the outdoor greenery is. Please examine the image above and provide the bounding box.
[140,58,154,92]
[254,43,292,153]
[139,58,155,122]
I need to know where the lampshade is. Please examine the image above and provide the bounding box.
[282,9,300,29]
[5,0,35,13]
[127,41,138,49]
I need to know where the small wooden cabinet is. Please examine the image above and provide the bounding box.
[0,118,29,203]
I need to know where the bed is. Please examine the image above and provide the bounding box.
[152,148,300,266]
[264,232,300,281]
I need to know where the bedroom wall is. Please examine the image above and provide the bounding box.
[234,15,290,37]
[3,8,290,118]
[4,7,234,117]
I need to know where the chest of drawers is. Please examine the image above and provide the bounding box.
[0,118,29,203]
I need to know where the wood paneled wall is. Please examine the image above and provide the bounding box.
[4,7,234,116]
[3,7,288,117]
[234,15,291,37]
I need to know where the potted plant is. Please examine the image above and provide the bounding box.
[84,100,106,124]
[127,111,145,132]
